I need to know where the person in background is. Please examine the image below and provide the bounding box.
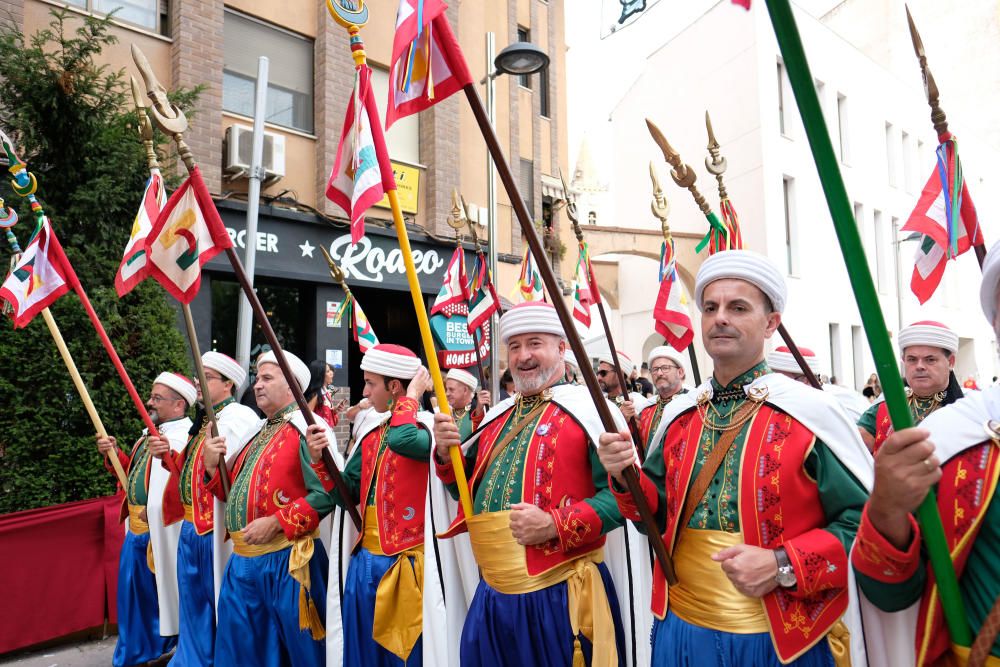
[498,368,515,401]
[306,360,345,429]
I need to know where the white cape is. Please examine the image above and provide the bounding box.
[209,402,265,607]
[462,385,654,667]
[824,383,871,423]
[140,416,192,637]
[326,410,471,667]
[647,373,901,667]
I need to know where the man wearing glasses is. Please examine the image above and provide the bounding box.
[152,352,260,666]
[636,347,688,454]
[596,350,648,421]
[97,372,195,667]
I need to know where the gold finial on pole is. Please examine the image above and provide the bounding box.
[704,110,728,201]
[558,168,585,243]
[130,75,159,170]
[905,5,948,138]
[649,161,671,237]
[645,118,712,216]
[131,44,195,170]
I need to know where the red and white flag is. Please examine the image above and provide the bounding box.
[326,65,396,244]
[115,169,165,296]
[386,0,473,129]
[902,141,982,304]
[572,241,600,327]
[0,218,71,328]
[145,166,232,304]
[431,246,469,316]
[466,252,499,335]
[653,238,694,351]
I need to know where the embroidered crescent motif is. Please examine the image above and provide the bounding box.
[402,506,415,521]
[272,489,291,508]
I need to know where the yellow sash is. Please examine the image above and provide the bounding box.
[467,510,617,667]
[128,504,156,574]
[948,644,1000,666]
[361,507,425,661]
[231,528,325,639]
[669,529,768,633]
[182,503,195,524]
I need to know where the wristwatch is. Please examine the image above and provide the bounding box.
[774,547,797,588]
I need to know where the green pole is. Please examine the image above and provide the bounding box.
[763,0,971,646]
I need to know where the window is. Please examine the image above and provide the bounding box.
[853,202,864,231]
[370,66,420,164]
[520,159,534,214]
[874,210,886,292]
[222,11,314,134]
[540,65,551,118]
[517,27,532,89]
[901,131,914,192]
[783,176,797,275]
[885,122,897,186]
[777,61,788,136]
[851,325,865,390]
[836,93,849,163]
[828,323,842,385]
[65,0,162,32]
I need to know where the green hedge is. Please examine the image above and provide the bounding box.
[0,10,198,513]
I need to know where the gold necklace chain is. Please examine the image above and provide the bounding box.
[907,390,945,422]
[698,398,764,433]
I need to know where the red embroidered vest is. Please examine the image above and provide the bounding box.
[441,401,607,575]
[653,405,850,663]
[915,441,1000,665]
[638,400,665,452]
[354,414,430,556]
[161,428,216,534]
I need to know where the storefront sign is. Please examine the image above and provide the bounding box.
[211,204,464,293]
[431,313,491,369]
[375,161,421,214]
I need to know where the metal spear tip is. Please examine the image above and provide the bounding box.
[705,110,719,151]
[447,189,466,230]
[130,75,147,110]
[320,244,346,283]
[904,5,925,59]
[645,118,681,169]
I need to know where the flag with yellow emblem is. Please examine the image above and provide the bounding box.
[0,217,71,328]
[144,165,232,303]
[115,169,165,296]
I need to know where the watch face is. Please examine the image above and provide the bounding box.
[776,567,796,587]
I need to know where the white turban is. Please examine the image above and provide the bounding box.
[598,350,634,376]
[898,321,958,355]
[648,345,684,369]
[981,240,1000,326]
[767,345,821,374]
[257,350,310,392]
[446,367,478,391]
[360,344,421,379]
[153,372,197,406]
[694,249,787,313]
[202,351,246,387]
[499,301,565,344]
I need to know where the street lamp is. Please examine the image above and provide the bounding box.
[482,33,550,399]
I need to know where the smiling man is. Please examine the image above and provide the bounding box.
[597,250,874,666]
[433,301,643,667]
[856,321,963,454]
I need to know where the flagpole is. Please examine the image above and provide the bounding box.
[762,0,970,644]
[324,7,476,520]
[559,171,647,458]
[459,194,502,393]
[645,118,823,390]
[131,45,361,530]
[130,77,228,496]
[448,191,490,389]
[0,216,128,489]
[905,6,986,269]
[0,134,180,475]
[456,77,676,584]
[648,163,702,388]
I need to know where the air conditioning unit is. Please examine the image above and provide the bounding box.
[223,124,286,183]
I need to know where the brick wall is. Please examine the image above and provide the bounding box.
[171,0,224,192]
[0,0,24,32]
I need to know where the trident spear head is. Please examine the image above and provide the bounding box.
[321,244,347,286]
[131,45,188,136]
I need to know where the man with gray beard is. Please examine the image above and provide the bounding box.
[635,346,688,455]
[433,301,644,666]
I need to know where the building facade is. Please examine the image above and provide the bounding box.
[5,0,570,407]
[571,0,999,388]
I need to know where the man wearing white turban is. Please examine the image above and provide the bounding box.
[598,249,875,666]
[202,349,337,665]
[596,349,648,420]
[150,352,259,666]
[857,320,963,454]
[852,240,1000,665]
[445,367,491,440]
[635,346,688,454]
[433,300,653,667]
[97,373,194,667]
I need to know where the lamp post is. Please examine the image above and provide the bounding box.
[483,33,550,398]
